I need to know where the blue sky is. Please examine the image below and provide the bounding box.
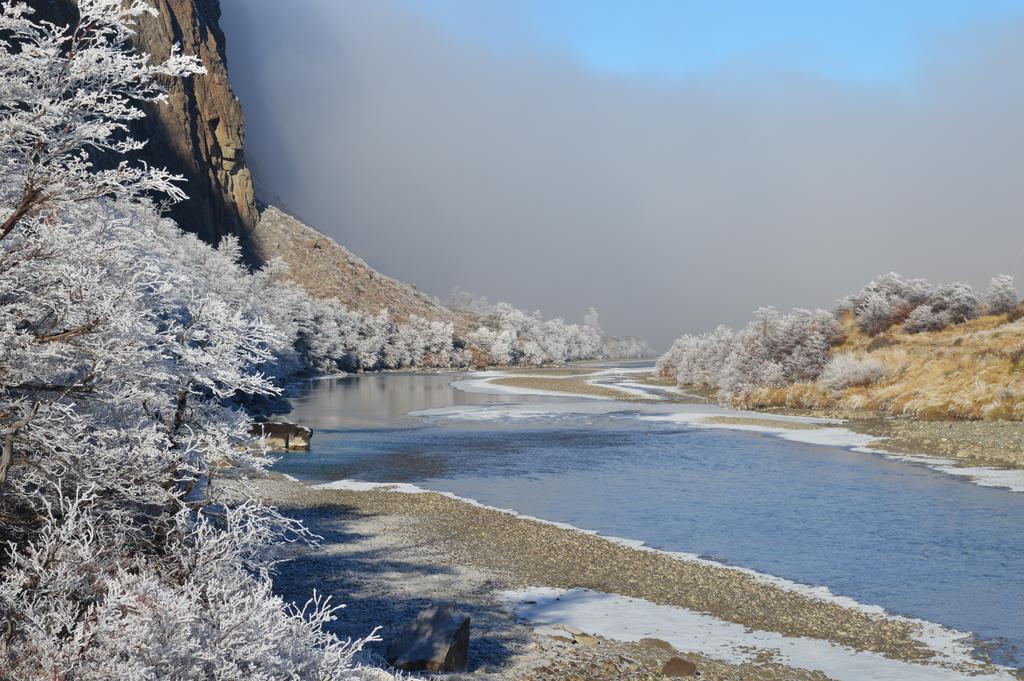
[400,0,1024,86]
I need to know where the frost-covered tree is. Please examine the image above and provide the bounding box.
[0,5,385,678]
[460,300,596,365]
[985,274,1018,315]
[659,307,841,401]
[665,270,1015,401]
[0,0,203,239]
[601,335,653,360]
[657,326,737,388]
[845,272,935,335]
[453,296,635,365]
[852,272,932,310]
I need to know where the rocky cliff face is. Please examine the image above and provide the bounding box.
[133,0,259,250]
[32,0,260,254]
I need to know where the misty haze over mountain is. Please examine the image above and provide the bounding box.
[221,0,1024,348]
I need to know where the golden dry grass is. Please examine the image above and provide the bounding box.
[742,313,1024,421]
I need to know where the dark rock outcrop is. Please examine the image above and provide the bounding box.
[386,603,470,673]
[132,0,258,250]
[29,0,259,256]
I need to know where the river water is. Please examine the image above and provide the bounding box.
[272,369,1024,668]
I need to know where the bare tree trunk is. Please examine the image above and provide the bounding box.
[0,185,41,242]
[0,404,39,488]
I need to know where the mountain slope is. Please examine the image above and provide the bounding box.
[255,207,475,332]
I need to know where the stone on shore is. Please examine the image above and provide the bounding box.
[662,656,699,677]
[386,603,470,673]
[251,422,312,450]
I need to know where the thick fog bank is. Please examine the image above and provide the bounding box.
[221,1,1024,348]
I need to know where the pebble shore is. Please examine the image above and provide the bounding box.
[249,476,1007,680]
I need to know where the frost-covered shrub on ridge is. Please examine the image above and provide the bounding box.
[663,271,1018,400]
[927,282,982,324]
[844,272,997,335]
[856,291,899,335]
[818,355,886,390]
[902,305,952,334]
[985,275,1019,315]
[846,272,930,334]
[0,4,386,678]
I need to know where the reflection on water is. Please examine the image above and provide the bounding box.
[275,372,1024,668]
[286,372,557,429]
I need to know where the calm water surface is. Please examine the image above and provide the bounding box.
[273,371,1024,667]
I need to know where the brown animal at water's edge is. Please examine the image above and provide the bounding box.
[250,422,312,451]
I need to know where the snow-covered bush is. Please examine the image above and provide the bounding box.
[985,275,1018,315]
[856,291,898,335]
[843,272,933,335]
[818,354,886,391]
[658,307,842,401]
[902,304,952,334]
[0,4,384,678]
[664,271,1017,403]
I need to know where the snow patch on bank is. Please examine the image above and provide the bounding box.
[638,411,875,448]
[589,366,658,376]
[448,373,612,400]
[500,587,1014,681]
[864,450,1024,493]
[585,378,664,399]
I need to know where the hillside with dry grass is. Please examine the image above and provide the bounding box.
[743,311,1024,420]
[252,206,478,333]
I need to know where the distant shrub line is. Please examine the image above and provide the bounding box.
[659,272,1019,406]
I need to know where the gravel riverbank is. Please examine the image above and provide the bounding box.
[249,476,1008,680]
[846,417,1024,468]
